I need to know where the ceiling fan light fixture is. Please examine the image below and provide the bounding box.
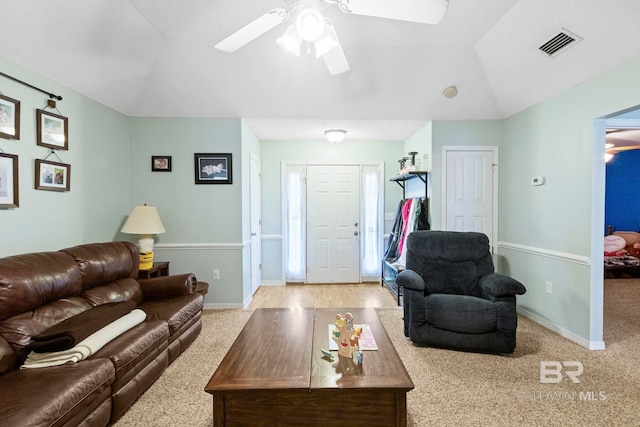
[325,129,347,143]
[296,7,325,42]
[314,22,339,58]
[277,24,302,56]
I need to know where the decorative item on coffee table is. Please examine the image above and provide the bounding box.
[331,312,362,359]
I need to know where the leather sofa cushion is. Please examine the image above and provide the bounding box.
[0,358,114,427]
[30,300,136,353]
[60,242,138,291]
[140,294,203,336]
[0,335,15,375]
[91,319,168,383]
[425,294,497,334]
[0,297,94,366]
[0,252,82,321]
[81,278,143,307]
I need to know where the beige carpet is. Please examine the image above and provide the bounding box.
[115,280,640,426]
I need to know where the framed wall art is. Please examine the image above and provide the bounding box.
[0,94,20,140]
[35,159,70,192]
[152,155,172,172]
[0,153,19,208]
[194,153,232,184]
[36,109,68,150]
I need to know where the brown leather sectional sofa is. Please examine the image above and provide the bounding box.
[0,241,206,426]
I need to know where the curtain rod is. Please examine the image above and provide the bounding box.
[0,71,63,100]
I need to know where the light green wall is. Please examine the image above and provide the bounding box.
[127,117,247,307]
[259,139,404,282]
[497,56,640,347]
[404,122,432,172]
[5,52,640,344]
[0,57,131,257]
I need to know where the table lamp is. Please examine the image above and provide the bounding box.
[121,204,166,270]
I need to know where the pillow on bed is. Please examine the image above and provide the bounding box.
[613,231,640,247]
[604,235,626,253]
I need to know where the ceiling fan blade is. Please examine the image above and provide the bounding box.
[215,8,287,52]
[345,0,448,25]
[607,145,640,153]
[321,22,349,75]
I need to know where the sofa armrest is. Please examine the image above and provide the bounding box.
[139,273,197,300]
[397,270,426,293]
[479,273,526,298]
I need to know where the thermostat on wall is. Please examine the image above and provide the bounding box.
[532,176,545,186]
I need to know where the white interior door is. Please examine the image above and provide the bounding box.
[306,165,360,283]
[444,147,497,250]
[250,155,261,295]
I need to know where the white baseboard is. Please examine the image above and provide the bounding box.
[517,307,605,350]
[203,303,245,310]
[260,280,284,286]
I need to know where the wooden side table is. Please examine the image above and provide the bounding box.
[138,261,170,279]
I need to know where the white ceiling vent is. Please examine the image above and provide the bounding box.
[538,28,582,57]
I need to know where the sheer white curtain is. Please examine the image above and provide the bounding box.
[361,165,382,279]
[284,165,305,281]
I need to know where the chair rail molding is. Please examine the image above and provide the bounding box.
[497,241,590,266]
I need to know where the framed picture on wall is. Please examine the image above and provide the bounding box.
[0,94,21,140]
[194,153,232,184]
[0,153,19,208]
[152,155,172,172]
[36,109,68,150]
[35,159,71,192]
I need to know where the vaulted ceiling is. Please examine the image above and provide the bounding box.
[1,0,640,140]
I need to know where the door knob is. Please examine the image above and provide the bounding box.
[354,222,358,227]
[354,231,359,236]
[251,232,257,236]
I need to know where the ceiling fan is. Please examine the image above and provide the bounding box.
[605,128,640,162]
[214,0,449,75]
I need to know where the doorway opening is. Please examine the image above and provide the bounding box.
[601,110,640,346]
[282,163,384,284]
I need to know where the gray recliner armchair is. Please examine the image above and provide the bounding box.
[397,230,526,354]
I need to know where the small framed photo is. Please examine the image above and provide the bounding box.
[35,159,70,192]
[36,109,68,150]
[194,153,232,184]
[152,156,172,172]
[0,153,19,208]
[0,94,20,140]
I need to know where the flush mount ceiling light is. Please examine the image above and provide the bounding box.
[215,0,449,76]
[325,129,347,143]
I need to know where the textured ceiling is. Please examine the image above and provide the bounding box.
[1,0,640,141]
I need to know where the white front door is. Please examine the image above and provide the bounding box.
[250,155,261,295]
[443,147,497,250]
[306,165,360,283]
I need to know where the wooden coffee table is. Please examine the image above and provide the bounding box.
[204,307,414,426]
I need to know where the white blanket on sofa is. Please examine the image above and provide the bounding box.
[22,309,147,369]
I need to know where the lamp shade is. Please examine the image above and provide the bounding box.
[121,205,166,235]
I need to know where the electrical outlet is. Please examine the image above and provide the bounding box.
[213,269,220,280]
[546,281,553,294]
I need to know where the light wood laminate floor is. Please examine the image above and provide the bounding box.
[247,283,399,309]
